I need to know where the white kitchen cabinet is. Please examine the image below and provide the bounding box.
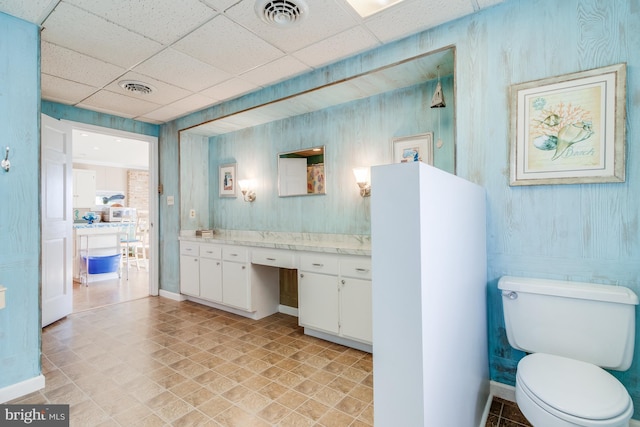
[299,253,372,345]
[179,242,200,297]
[199,245,222,302]
[73,169,96,208]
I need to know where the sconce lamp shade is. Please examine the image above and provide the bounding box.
[430,81,445,108]
[353,167,371,197]
[238,179,256,202]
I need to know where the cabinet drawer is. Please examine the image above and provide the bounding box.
[223,246,248,262]
[252,248,295,269]
[340,257,372,280]
[299,253,339,275]
[200,245,222,259]
[180,242,199,256]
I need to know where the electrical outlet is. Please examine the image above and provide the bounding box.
[167,196,174,206]
[190,209,196,218]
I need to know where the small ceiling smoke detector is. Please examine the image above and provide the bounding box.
[118,80,156,95]
[255,0,308,28]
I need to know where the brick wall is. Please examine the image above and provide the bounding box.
[127,170,149,212]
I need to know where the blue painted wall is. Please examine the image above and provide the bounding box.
[0,13,41,390]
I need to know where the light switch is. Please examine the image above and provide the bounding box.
[167,196,174,206]
[0,286,5,309]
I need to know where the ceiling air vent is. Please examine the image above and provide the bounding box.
[255,0,308,28]
[118,80,156,95]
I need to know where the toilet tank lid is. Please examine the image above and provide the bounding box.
[498,276,639,305]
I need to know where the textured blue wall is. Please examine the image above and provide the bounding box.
[0,13,41,389]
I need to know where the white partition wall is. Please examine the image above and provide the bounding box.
[371,162,488,427]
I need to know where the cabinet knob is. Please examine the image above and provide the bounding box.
[242,265,246,270]
[300,273,304,278]
[194,258,198,262]
[341,279,345,285]
[216,262,220,266]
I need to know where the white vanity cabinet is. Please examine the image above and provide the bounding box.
[199,245,223,302]
[298,254,340,335]
[221,246,250,311]
[179,242,200,297]
[299,253,372,346]
[179,242,223,302]
[180,241,279,320]
[338,257,372,344]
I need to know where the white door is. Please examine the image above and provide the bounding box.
[41,114,73,327]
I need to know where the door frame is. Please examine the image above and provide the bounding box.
[59,119,159,296]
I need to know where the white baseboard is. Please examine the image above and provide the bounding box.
[278,305,298,317]
[159,289,187,301]
[488,381,640,426]
[489,380,516,402]
[0,374,45,404]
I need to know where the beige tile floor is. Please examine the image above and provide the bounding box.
[73,267,149,313]
[13,297,374,426]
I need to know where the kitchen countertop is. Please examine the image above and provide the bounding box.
[180,229,371,256]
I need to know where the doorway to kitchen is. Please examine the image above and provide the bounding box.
[55,119,158,315]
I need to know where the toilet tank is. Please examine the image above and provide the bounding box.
[499,276,638,370]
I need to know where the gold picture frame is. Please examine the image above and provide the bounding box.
[509,63,626,186]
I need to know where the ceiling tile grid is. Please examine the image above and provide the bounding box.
[0,0,506,123]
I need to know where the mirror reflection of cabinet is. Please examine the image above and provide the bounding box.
[278,146,325,197]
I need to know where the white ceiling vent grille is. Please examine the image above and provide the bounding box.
[118,80,156,95]
[255,0,308,28]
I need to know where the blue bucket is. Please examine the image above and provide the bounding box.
[82,254,121,274]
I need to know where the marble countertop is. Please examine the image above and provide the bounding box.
[180,229,371,256]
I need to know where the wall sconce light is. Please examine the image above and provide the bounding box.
[238,179,256,202]
[353,167,371,197]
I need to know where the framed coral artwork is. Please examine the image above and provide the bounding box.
[509,63,626,186]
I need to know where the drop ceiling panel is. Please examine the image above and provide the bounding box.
[364,0,476,43]
[41,74,99,104]
[292,26,380,68]
[199,78,260,103]
[226,0,360,53]
[240,56,312,87]
[172,15,285,75]
[0,0,56,23]
[77,90,161,119]
[41,2,163,69]
[64,0,219,45]
[133,48,232,92]
[41,41,126,88]
[143,93,219,122]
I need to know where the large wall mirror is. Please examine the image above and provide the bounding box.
[178,46,456,230]
[278,146,326,197]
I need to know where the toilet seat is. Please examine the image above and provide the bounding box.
[517,353,633,426]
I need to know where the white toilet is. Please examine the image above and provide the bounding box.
[499,276,638,427]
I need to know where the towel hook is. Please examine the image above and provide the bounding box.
[1,147,9,172]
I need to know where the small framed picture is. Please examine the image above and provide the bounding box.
[219,163,237,197]
[392,133,434,165]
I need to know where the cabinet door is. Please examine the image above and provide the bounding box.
[180,255,199,296]
[222,261,251,311]
[340,277,372,344]
[73,169,96,208]
[200,257,222,302]
[299,272,339,335]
